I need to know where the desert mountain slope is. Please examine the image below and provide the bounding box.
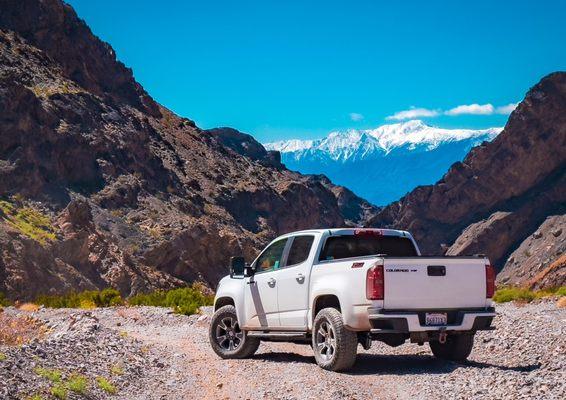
[369,72,566,286]
[0,0,377,299]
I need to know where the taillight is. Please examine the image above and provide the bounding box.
[485,264,496,298]
[366,263,384,300]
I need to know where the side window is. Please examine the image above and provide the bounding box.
[255,238,288,273]
[286,236,315,267]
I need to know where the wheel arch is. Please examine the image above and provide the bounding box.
[214,296,235,311]
[312,294,342,321]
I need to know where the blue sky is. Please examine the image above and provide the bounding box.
[67,0,566,142]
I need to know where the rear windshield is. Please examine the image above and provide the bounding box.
[319,235,418,261]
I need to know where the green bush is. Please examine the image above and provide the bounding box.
[34,367,62,383]
[493,287,535,303]
[128,285,213,316]
[0,292,12,307]
[51,383,67,400]
[96,376,117,394]
[0,199,57,245]
[67,374,88,394]
[493,286,566,303]
[35,288,124,309]
[32,286,213,315]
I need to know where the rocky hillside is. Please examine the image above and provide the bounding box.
[369,72,566,287]
[0,0,378,300]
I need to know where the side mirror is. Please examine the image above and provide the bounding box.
[244,264,255,278]
[229,256,245,278]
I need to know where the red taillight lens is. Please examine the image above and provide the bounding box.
[366,263,384,300]
[486,264,496,298]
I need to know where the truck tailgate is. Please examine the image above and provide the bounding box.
[383,257,487,309]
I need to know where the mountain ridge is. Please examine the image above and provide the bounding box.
[265,121,501,205]
[266,120,501,160]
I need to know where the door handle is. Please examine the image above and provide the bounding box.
[267,277,276,287]
[296,273,305,284]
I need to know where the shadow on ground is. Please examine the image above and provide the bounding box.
[253,351,541,376]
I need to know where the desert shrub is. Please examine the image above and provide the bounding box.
[32,286,213,315]
[493,286,566,303]
[493,287,535,303]
[98,288,124,306]
[0,292,11,307]
[35,367,62,383]
[96,376,117,394]
[35,288,123,309]
[110,364,124,376]
[128,285,213,316]
[0,199,56,245]
[67,374,88,394]
[51,383,67,400]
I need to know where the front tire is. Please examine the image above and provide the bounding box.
[209,305,260,359]
[312,308,358,371]
[429,333,474,361]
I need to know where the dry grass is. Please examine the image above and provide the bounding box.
[18,303,40,312]
[0,312,48,345]
[29,81,83,98]
[526,254,566,289]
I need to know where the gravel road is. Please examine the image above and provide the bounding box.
[1,300,564,399]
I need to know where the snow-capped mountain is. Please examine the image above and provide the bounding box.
[265,120,502,205]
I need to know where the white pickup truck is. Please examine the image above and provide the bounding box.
[209,228,496,371]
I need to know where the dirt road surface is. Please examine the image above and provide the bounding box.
[1,301,564,399]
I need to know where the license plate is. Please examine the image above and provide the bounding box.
[425,313,447,326]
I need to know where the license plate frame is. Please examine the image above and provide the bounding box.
[425,312,447,326]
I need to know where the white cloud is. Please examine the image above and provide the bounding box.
[386,102,519,121]
[445,103,494,116]
[385,107,440,121]
[495,103,518,115]
[349,112,364,121]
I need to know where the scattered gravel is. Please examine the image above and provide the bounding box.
[1,301,564,399]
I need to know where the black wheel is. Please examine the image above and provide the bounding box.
[312,308,358,371]
[430,333,474,361]
[209,305,260,359]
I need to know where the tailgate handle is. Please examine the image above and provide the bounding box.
[427,265,446,276]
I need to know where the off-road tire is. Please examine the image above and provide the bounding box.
[429,333,474,361]
[312,307,358,371]
[209,305,260,359]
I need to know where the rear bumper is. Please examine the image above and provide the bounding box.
[367,307,496,334]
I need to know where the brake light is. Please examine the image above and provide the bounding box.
[366,262,384,300]
[485,264,496,298]
[355,229,383,236]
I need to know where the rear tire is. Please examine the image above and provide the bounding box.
[312,307,358,371]
[209,305,260,359]
[430,333,474,361]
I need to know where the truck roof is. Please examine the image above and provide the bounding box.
[281,228,411,237]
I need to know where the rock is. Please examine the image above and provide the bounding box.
[498,215,566,289]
